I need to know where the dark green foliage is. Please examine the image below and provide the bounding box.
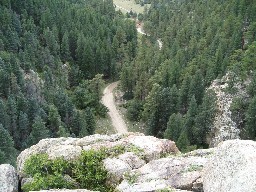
[22,154,76,191]
[194,90,217,147]
[230,97,249,138]
[0,124,16,165]
[245,96,256,140]
[22,145,143,191]
[73,150,110,191]
[184,96,198,145]
[127,99,143,121]
[164,113,184,141]
[120,0,256,149]
[26,116,49,146]
[0,0,137,164]
[80,107,96,136]
[176,131,190,153]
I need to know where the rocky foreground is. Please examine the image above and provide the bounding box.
[1,132,256,192]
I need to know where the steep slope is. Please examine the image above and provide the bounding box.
[120,0,256,150]
[0,0,137,164]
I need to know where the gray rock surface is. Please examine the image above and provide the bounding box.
[17,132,179,190]
[117,149,212,192]
[203,139,256,192]
[0,164,18,192]
[103,157,132,184]
[208,72,249,147]
[30,190,98,192]
[119,135,179,161]
[118,152,145,169]
[17,133,137,176]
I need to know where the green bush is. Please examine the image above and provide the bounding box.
[22,154,75,191]
[73,149,110,191]
[22,145,144,191]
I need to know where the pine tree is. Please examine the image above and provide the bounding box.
[178,76,191,114]
[57,125,70,137]
[0,124,16,165]
[245,96,256,140]
[184,95,198,145]
[195,90,217,147]
[143,83,161,135]
[188,70,204,105]
[164,113,184,141]
[84,107,96,135]
[176,130,190,152]
[61,32,71,62]
[27,116,49,146]
[47,104,61,136]
[18,111,29,150]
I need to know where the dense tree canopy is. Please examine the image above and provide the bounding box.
[0,0,137,164]
[121,0,256,151]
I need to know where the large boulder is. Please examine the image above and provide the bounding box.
[208,73,249,147]
[119,135,179,161]
[0,164,18,192]
[117,148,213,192]
[203,139,256,192]
[30,190,98,192]
[17,133,128,176]
[17,132,180,189]
[103,157,132,184]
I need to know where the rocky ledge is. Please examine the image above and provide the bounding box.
[1,133,256,192]
[0,164,18,192]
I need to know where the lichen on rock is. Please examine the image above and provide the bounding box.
[0,164,18,192]
[203,139,256,192]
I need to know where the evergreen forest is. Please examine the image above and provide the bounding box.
[0,0,137,165]
[1,0,256,165]
[120,0,256,151]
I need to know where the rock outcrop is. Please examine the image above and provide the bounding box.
[0,164,18,192]
[203,140,256,192]
[117,148,213,192]
[16,133,256,192]
[208,72,249,147]
[31,190,98,192]
[17,132,179,190]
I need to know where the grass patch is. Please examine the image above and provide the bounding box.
[156,188,175,192]
[95,116,115,135]
[124,171,139,184]
[113,0,150,14]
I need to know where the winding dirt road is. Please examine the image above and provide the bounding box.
[137,26,163,50]
[102,82,128,134]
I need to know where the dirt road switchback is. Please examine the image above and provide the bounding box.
[102,82,128,134]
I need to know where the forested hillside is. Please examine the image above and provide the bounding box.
[121,0,256,151]
[0,0,137,165]
[1,0,256,165]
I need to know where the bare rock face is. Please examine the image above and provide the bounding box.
[119,135,179,161]
[30,190,98,192]
[118,152,146,169]
[208,72,249,147]
[103,157,132,184]
[203,140,256,192]
[17,134,126,176]
[17,132,179,190]
[117,148,213,192]
[0,164,18,192]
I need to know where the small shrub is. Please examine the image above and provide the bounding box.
[72,149,112,191]
[156,187,175,192]
[21,145,144,192]
[124,171,139,184]
[186,164,203,172]
[22,154,75,192]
